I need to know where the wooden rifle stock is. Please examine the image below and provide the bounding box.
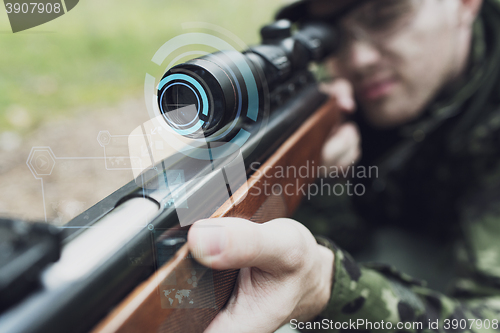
[92,97,341,333]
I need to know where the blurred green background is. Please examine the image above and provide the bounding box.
[0,0,285,133]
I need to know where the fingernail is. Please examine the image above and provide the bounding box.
[196,226,227,257]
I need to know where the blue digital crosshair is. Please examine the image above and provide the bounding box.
[158,73,210,136]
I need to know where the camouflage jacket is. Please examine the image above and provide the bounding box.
[297,0,500,332]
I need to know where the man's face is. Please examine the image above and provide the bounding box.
[319,0,470,128]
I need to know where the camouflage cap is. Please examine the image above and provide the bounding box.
[276,0,372,23]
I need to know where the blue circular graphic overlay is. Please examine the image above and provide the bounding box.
[159,73,209,136]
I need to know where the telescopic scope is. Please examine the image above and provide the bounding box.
[157,19,338,139]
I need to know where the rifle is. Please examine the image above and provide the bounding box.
[0,18,342,333]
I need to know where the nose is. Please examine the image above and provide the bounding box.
[344,39,382,71]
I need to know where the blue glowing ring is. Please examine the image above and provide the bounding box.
[168,119,205,136]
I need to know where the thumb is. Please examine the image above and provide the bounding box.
[187,218,311,274]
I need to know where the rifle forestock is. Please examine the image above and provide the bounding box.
[92,96,341,333]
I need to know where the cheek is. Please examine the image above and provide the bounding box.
[360,28,457,127]
[383,23,456,105]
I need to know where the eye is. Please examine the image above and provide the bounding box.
[359,0,416,32]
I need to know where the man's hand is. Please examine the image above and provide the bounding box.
[319,79,361,172]
[187,218,334,333]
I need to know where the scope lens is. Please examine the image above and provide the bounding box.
[161,83,202,128]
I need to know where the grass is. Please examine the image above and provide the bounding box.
[0,0,286,132]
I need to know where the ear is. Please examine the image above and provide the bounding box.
[459,0,483,26]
